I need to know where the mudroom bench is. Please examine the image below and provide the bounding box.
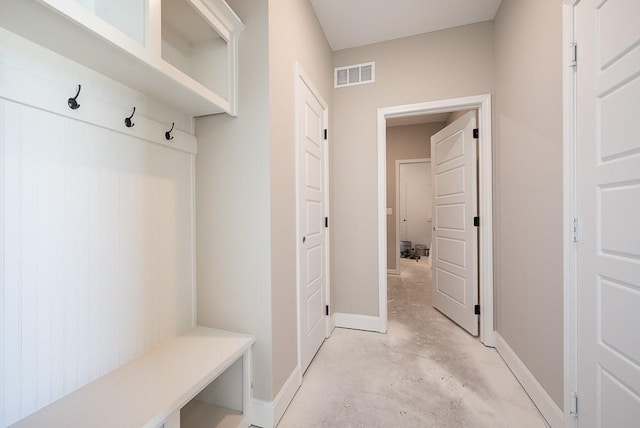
[9,327,255,428]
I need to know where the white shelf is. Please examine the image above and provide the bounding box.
[8,327,255,428]
[181,400,244,428]
[0,0,243,117]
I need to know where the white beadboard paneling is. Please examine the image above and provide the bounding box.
[0,27,196,154]
[3,102,22,426]
[0,28,197,428]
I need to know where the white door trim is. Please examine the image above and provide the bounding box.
[377,94,494,346]
[294,63,331,385]
[395,158,431,275]
[562,2,578,426]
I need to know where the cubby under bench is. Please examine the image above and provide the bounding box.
[9,327,255,428]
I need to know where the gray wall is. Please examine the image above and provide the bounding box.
[386,123,445,271]
[195,0,332,402]
[332,22,494,316]
[195,0,273,400]
[493,0,564,407]
[268,0,333,397]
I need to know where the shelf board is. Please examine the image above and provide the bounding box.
[181,400,244,428]
[0,0,231,117]
[8,327,255,428]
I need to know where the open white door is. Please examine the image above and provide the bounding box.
[575,1,640,425]
[297,73,327,374]
[430,111,478,336]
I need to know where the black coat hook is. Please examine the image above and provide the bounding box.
[165,122,175,141]
[68,84,81,110]
[125,107,136,128]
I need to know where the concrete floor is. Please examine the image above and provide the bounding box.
[277,257,549,428]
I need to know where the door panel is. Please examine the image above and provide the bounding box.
[576,1,640,425]
[399,180,407,241]
[399,162,431,248]
[297,76,326,374]
[431,111,478,336]
[436,237,466,268]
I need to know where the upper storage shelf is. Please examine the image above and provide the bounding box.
[0,0,244,117]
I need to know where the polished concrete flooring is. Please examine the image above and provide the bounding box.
[277,257,549,427]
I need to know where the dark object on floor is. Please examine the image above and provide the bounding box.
[401,248,421,261]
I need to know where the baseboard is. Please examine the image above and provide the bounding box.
[329,312,336,334]
[387,269,400,275]
[334,313,380,332]
[251,398,273,428]
[495,333,564,428]
[251,366,301,427]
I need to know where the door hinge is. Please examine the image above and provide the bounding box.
[324,129,328,140]
[570,392,578,417]
[325,217,329,228]
[473,128,479,139]
[473,216,480,227]
[572,217,578,242]
[325,305,329,316]
[474,305,480,315]
[569,42,577,69]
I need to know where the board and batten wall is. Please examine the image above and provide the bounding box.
[332,22,494,316]
[0,28,196,427]
[493,0,564,410]
[386,122,444,271]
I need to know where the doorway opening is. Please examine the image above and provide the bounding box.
[396,158,432,273]
[377,95,494,346]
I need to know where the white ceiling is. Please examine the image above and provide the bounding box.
[310,0,503,51]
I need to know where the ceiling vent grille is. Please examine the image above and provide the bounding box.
[334,62,375,88]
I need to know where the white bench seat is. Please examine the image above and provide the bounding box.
[9,327,255,428]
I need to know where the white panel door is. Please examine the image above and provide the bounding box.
[576,1,640,425]
[399,161,432,248]
[399,180,408,241]
[430,111,478,336]
[297,75,327,373]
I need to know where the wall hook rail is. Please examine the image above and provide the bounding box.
[125,107,136,128]
[165,122,175,141]
[68,84,81,110]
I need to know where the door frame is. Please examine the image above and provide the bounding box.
[294,63,331,384]
[562,2,578,426]
[377,94,494,346]
[394,158,431,275]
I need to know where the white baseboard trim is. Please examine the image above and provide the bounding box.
[251,365,301,427]
[329,313,336,335]
[387,269,400,275]
[495,333,564,428]
[251,398,273,428]
[334,313,381,332]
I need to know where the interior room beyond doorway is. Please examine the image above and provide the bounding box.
[386,110,472,276]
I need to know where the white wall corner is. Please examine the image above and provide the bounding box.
[251,366,301,428]
[495,333,564,428]
[334,313,381,333]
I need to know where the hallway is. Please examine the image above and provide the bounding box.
[278,257,549,427]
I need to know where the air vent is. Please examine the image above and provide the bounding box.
[334,62,375,88]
